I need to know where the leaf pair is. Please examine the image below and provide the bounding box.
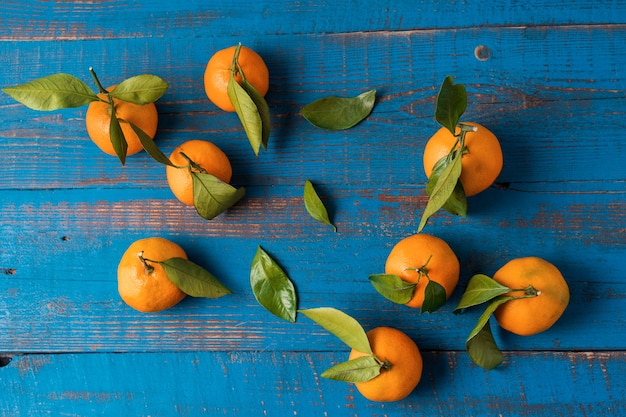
[301,89,376,130]
[418,76,471,232]
[142,255,232,299]
[368,272,447,314]
[453,274,525,370]
[2,70,169,165]
[227,44,271,156]
[300,307,384,383]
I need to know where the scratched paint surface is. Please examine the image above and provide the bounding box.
[0,1,625,416]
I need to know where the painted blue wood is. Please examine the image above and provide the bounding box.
[0,0,624,415]
[0,351,624,417]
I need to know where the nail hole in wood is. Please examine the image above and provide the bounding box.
[474,45,491,61]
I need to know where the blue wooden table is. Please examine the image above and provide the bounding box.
[1,1,625,415]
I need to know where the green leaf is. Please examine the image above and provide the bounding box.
[241,79,270,151]
[435,76,467,135]
[418,149,463,232]
[368,274,415,304]
[321,355,381,382]
[159,257,232,298]
[301,89,376,130]
[126,120,174,166]
[454,274,512,313]
[228,73,264,156]
[426,155,467,217]
[466,295,515,341]
[2,73,99,110]
[110,74,169,104]
[109,105,127,165]
[250,246,297,323]
[421,279,448,313]
[466,320,503,370]
[299,307,373,355]
[303,180,336,231]
[191,172,245,220]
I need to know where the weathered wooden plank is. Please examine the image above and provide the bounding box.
[0,0,624,40]
[0,184,623,352]
[1,26,624,191]
[0,351,623,417]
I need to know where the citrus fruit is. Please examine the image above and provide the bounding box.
[85,85,158,156]
[348,327,423,402]
[165,140,233,206]
[385,233,460,309]
[117,237,187,313]
[492,257,569,336]
[423,122,503,197]
[204,45,269,112]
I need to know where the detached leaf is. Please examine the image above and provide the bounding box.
[299,307,373,355]
[110,74,169,104]
[250,246,297,323]
[160,257,232,298]
[241,79,270,151]
[466,320,503,370]
[368,274,415,304]
[435,76,467,135]
[454,274,512,313]
[126,120,175,166]
[418,149,463,232]
[426,155,467,217]
[421,280,447,313]
[303,180,336,231]
[109,105,128,165]
[321,355,381,382]
[302,89,376,130]
[191,172,245,220]
[3,73,98,110]
[228,73,263,155]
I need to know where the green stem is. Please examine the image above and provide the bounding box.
[229,43,243,76]
[404,254,433,284]
[89,67,109,96]
[510,285,540,299]
[179,152,207,174]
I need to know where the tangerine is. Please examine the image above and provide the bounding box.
[493,257,570,336]
[165,140,233,206]
[85,85,158,157]
[348,327,423,402]
[385,233,460,309]
[423,122,503,197]
[117,237,187,313]
[204,45,269,112]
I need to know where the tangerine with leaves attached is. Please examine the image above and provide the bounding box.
[117,237,187,313]
[204,45,269,112]
[493,257,570,336]
[423,122,503,197]
[166,140,233,206]
[348,327,423,402]
[85,85,158,157]
[385,233,460,309]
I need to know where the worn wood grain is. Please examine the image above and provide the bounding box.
[0,351,624,417]
[0,0,624,415]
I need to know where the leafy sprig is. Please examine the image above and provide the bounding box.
[138,251,232,299]
[2,68,169,165]
[227,43,271,156]
[303,180,336,231]
[454,273,540,370]
[301,89,376,130]
[418,76,476,232]
[299,307,389,383]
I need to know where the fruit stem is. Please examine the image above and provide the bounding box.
[89,67,109,96]
[179,152,207,174]
[511,285,540,299]
[137,251,155,275]
[229,43,243,76]
[404,254,433,283]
